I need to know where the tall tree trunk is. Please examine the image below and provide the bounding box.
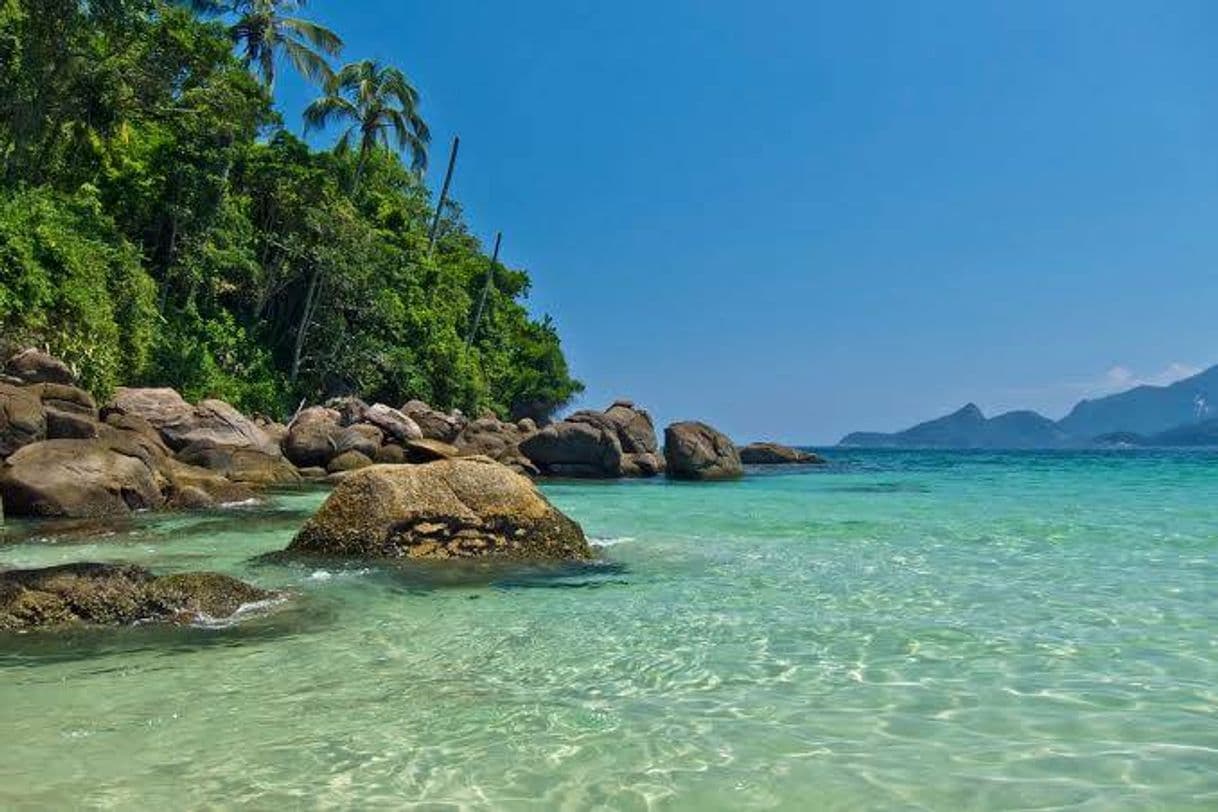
[291,265,323,383]
[157,214,179,313]
[427,136,460,254]
[466,232,502,351]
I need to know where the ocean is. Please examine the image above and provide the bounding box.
[2,449,1216,810]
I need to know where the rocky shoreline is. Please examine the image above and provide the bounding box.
[0,347,825,631]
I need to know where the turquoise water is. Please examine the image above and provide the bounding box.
[2,450,1217,810]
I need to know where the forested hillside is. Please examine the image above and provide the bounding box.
[0,0,582,420]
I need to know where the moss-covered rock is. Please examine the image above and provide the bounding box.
[0,562,274,631]
[289,457,591,561]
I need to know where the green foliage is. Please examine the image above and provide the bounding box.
[0,0,581,418]
[0,186,157,395]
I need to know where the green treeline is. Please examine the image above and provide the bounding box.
[0,0,582,420]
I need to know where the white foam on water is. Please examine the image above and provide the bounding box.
[593,536,636,547]
[219,498,262,509]
[190,596,287,629]
[303,567,372,584]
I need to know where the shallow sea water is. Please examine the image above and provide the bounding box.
[1,450,1216,810]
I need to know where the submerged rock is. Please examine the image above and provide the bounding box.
[664,421,743,481]
[0,562,273,631]
[288,457,591,560]
[738,442,826,465]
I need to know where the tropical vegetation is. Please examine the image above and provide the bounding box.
[0,0,582,420]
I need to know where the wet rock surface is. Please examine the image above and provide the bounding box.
[738,442,826,465]
[0,562,274,632]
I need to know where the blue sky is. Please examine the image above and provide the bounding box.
[277,0,1218,444]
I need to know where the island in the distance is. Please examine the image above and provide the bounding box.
[840,364,1218,449]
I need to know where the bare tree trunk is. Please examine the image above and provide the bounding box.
[157,214,179,313]
[291,265,323,383]
[466,232,502,352]
[427,136,460,254]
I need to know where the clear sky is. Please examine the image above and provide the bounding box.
[277,0,1218,444]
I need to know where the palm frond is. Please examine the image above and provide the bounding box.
[334,127,354,156]
[281,36,334,86]
[302,94,356,131]
[281,16,343,56]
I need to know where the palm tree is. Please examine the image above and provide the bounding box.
[303,59,430,191]
[188,0,343,90]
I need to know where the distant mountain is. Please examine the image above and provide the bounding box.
[840,363,1218,449]
[1096,418,1218,448]
[839,403,1071,449]
[1057,365,1217,437]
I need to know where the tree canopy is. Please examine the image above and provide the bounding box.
[0,0,582,420]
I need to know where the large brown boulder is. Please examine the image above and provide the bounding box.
[96,416,253,507]
[326,396,369,427]
[0,439,165,517]
[401,400,464,443]
[256,419,289,447]
[519,401,664,478]
[0,562,273,631]
[21,381,102,442]
[0,421,253,518]
[739,442,826,465]
[362,403,423,443]
[282,406,341,468]
[0,381,45,457]
[175,441,300,486]
[282,407,381,470]
[335,423,382,458]
[404,438,460,463]
[156,457,255,508]
[326,449,373,473]
[604,400,660,455]
[664,421,743,481]
[374,444,408,464]
[44,409,99,440]
[4,348,75,385]
[454,417,538,476]
[288,457,591,561]
[519,418,623,478]
[101,412,172,458]
[585,401,665,476]
[105,388,282,457]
